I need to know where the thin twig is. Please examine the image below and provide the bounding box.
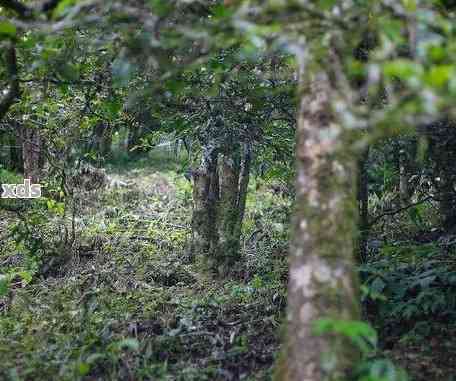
[369,196,433,227]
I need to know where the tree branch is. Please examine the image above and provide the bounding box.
[369,196,433,227]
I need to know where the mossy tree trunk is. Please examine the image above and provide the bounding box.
[217,148,242,269]
[190,143,219,259]
[190,140,252,273]
[284,68,360,380]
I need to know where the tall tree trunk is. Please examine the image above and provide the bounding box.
[284,68,360,380]
[190,141,252,273]
[427,120,456,232]
[21,126,41,183]
[91,122,106,157]
[190,144,219,259]
[217,148,242,271]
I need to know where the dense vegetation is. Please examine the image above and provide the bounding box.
[1,1,456,380]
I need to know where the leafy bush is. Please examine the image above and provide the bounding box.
[361,243,456,337]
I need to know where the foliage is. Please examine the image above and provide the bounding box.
[361,242,456,338]
[2,0,456,379]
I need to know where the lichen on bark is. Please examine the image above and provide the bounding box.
[190,139,252,274]
[283,65,360,380]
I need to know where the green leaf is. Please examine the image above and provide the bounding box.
[0,21,17,38]
[102,99,122,119]
[165,79,185,95]
[53,0,77,18]
[212,4,235,19]
[148,0,173,17]
[425,65,454,88]
[383,59,422,80]
[18,271,33,284]
[58,63,80,81]
[76,362,90,376]
[370,277,386,294]
[378,18,405,43]
[0,275,10,297]
[427,45,446,63]
[319,0,337,10]
[313,318,378,354]
[402,0,417,12]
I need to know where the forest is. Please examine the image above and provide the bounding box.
[1,0,456,380]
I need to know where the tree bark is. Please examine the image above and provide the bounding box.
[190,140,252,273]
[101,123,113,158]
[190,143,219,259]
[10,129,23,172]
[237,142,252,232]
[21,125,41,183]
[217,148,242,271]
[427,120,456,232]
[284,68,360,380]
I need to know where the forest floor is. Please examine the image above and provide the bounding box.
[1,152,456,380]
[0,152,289,381]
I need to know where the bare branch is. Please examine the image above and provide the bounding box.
[369,196,434,227]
